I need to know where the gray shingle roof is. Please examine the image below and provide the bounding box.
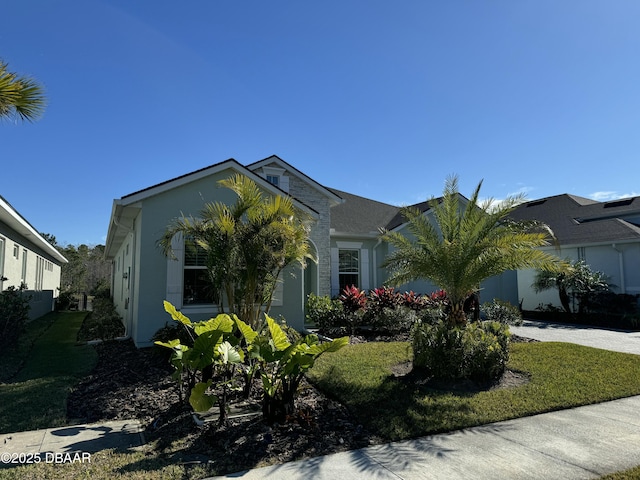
[328,188,400,234]
[509,194,640,245]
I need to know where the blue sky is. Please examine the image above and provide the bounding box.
[3,1,640,246]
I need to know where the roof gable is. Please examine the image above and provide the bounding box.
[247,155,343,206]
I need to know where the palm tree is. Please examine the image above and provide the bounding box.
[381,175,563,327]
[0,60,46,122]
[160,174,315,328]
[532,260,610,314]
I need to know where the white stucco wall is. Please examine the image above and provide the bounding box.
[517,242,640,311]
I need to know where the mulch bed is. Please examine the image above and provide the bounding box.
[66,331,536,474]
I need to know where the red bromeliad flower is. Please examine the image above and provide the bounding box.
[338,285,366,313]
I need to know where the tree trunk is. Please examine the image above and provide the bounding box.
[558,285,572,314]
[448,301,467,327]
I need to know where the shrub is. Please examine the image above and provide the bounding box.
[77,297,125,341]
[0,285,31,350]
[401,290,434,310]
[55,291,75,311]
[306,293,347,334]
[371,305,418,333]
[338,285,367,313]
[412,319,510,383]
[481,299,523,326]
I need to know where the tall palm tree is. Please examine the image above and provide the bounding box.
[381,175,563,327]
[0,60,46,122]
[160,174,315,328]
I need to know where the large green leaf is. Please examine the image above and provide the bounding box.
[194,314,234,335]
[235,316,258,344]
[154,338,182,350]
[189,380,217,412]
[186,330,224,370]
[307,336,350,356]
[266,315,290,351]
[163,301,192,326]
[218,341,242,364]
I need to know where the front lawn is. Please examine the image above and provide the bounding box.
[0,311,97,433]
[307,341,640,440]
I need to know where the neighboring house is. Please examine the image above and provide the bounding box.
[105,155,514,347]
[0,195,68,319]
[509,194,640,311]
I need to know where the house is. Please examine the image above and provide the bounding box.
[509,194,640,311]
[105,155,513,347]
[0,195,68,319]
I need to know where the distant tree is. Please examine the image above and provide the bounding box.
[40,232,57,247]
[0,60,46,123]
[59,244,110,295]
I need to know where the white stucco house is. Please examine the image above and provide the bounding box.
[105,155,516,347]
[0,195,68,319]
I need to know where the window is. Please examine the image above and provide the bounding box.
[21,250,27,284]
[35,256,44,291]
[13,244,19,259]
[183,239,211,305]
[338,249,359,291]
[266,175,280,187]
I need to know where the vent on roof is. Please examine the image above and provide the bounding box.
[527,199,547,207]
[604,198,633,208]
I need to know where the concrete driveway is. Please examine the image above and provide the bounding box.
[511,320,640,355]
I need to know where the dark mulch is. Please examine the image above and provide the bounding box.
[66,330,536,475]
[66,340,380,474]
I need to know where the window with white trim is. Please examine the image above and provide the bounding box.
[338,249,359,291]
[183,238,211,305]
[266,175,280,187]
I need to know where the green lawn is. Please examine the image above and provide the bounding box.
[0,311,97,433]
[307,341,640,440]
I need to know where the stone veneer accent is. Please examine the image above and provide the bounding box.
[257,163,332,297]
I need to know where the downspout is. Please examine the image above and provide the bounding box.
[372,238,382,288]
[612,244,625,293]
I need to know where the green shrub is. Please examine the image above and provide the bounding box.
[0,285,31,350]
[412,319,511,383]
[481,299,523,326]
[370,305,418,333]
[77,297,124,341]
[306,293,350,334]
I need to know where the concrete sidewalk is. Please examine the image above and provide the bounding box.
[210,395,640,479]
[0,420,144,461]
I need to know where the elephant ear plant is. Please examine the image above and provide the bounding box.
[155,301,245,425]
[156,301,348,426]
[255,315,349,424]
